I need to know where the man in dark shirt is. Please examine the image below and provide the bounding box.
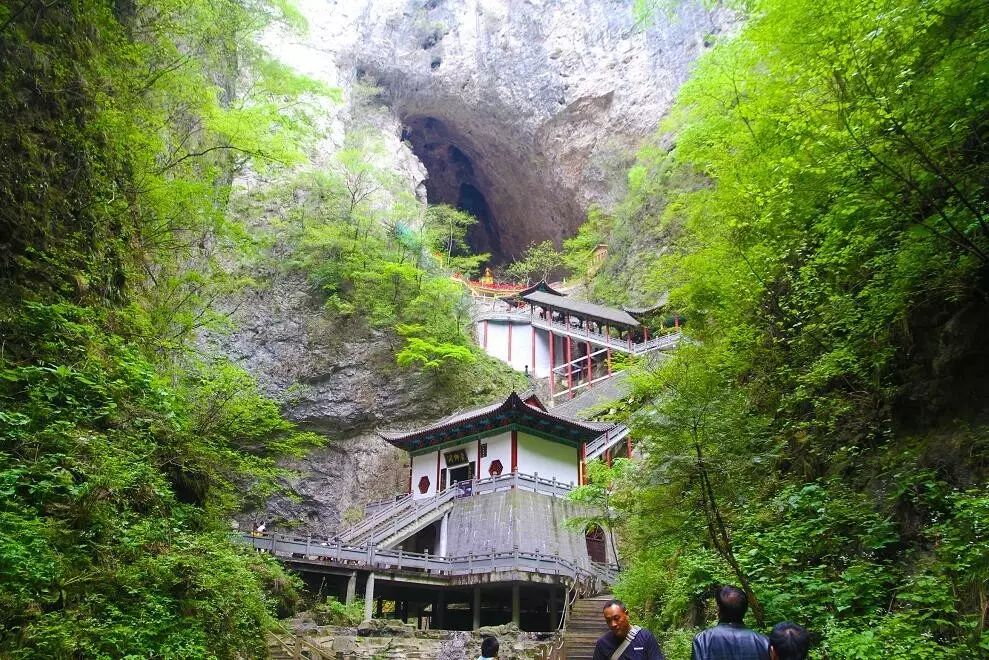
[768,622,809,660]
[592,599,666,660]
[691,586,770,660]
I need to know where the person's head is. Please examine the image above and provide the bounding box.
[769,622,809,660]
[480,635,499,658]
[715,585,748,624]
[602,599,631,639]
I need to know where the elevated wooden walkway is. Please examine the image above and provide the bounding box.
[240,473,619,594]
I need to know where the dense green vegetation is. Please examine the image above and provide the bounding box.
[0,0,326,655]
[0,1,520,653]
[579,0,989,657]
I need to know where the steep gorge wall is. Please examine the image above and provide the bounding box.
[268,0,734,261]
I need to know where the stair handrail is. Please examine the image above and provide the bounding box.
[370,486,459,545]
[338,492,414,542]
[584,425,630,461]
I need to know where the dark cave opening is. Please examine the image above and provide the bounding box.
[401,115,507,264]
[458,183,500,259]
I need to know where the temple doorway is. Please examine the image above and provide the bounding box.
[585,525,606,563]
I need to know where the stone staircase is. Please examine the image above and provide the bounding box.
[338,489,457,548]
[563,594,613,660]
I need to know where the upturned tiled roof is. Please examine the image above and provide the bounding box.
[378,391,613,451]
[522,291,640,327]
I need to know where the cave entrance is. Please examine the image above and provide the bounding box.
[458,183,499,260]
[401,115,507,264]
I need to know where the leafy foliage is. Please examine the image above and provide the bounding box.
[311,596,364,626]
[0,0,327,656]
[587,0,989,657]
[503,240,565,284]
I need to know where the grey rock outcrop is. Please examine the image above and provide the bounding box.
[267,0,735,261]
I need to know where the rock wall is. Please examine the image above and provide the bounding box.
[265,0,735,261]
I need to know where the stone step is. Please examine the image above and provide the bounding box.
[562,595,617,660]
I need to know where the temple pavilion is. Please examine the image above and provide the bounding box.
[473,284,681,402]
[244,391,627,631]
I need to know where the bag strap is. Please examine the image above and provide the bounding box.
[610,625,641,660]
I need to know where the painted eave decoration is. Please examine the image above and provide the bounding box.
[378,391,613,453]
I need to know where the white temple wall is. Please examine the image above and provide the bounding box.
[410,440,483,500]
[410,450,438,499]
[410,431,581,498]
[480,431,512,477]
[476,320,553,378]
[518,432,579,486]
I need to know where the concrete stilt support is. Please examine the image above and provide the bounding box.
[435,592,446,629]
[363,572,376,622]
[549,588,559,630]
[438,512,449,557]
[345,571,357,605]
[512,584,520,627]
[473,587,482,631]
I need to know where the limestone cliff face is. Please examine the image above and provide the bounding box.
[266,0,734,261]
[224,0,733,534]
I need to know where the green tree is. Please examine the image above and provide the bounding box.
[504,240,565,284]
[590,0,989,655]
[567,458,633,570]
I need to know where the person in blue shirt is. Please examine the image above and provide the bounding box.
[691,586,769,660]
[593,599,666,660]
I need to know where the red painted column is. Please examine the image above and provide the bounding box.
[436,451,441,493]
[607,346,612,376]
[566,335,573,399]
[606,447,612,468]
[507,322,513,362]
[644,326,649,342]
[549,330,556,397]
[579,443,586,486]
[477,438,482,479]
[511,430,518,473]
[675,314,680,330]
[626,433,633,459]
[408,463,413,494]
